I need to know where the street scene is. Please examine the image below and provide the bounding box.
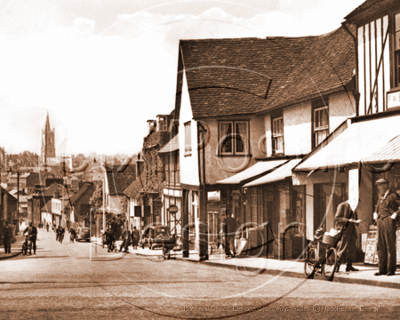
[2,0,400,319]
[1,228,400,319]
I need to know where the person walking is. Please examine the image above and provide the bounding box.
[119,225,131,253]
[221,211,237,257]
[3,221,12,254]
[373,178,400,276]
[334,200,360,272]
[131,226,140,249]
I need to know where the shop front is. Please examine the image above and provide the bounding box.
[162,187,182,237]
[244,159,305,259]
[294,113,400,262]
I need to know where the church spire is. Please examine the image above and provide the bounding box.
[45,110,51,131]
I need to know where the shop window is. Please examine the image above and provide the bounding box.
[184,122,191,156]
[313,106,329,147]
[395,12,400,87]
[249,187,263,226]
[272,116,284,154]
[219,121,249,155]
[313,183,345,234]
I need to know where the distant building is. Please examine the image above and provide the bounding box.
[40,111,56,164]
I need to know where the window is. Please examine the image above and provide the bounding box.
[313,106,329,147]
[164,156,169,185]
[272,116,284,154]
[395,13,400,87]
[184,122,191,155]
[219,121,249,155]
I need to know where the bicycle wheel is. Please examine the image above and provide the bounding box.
[322,247,337,281]
[304,245,317,279]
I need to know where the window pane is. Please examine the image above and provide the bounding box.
[236,122,247,153]
[185,123,191,154]
[220,122,232,153]
[321,109,329,127]
[315,129,328,145]
[396,13,400,32]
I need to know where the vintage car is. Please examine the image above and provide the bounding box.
[140,225,175,250]
[76,227,90,242]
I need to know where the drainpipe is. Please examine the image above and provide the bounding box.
[197,122,208,261]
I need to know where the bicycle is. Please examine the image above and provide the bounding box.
[304,230,339,281]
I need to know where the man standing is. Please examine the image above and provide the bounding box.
[3,221,12,254]
[334,200,360,272]
[373,178,400,276]
[131,226,140,249]
[23,222,37,254]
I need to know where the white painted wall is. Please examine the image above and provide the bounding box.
[329,92,356,131]
[283,102,312,156]
[179,71,200,186]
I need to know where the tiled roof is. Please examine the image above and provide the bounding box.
[41,200,52,212]
[123,172,145,199]
[69,183,95,206]
[106,164,136,195]
[43,183,68,197]
[159,134,179,153]
[179,26,355,119]
[344,0,394,23]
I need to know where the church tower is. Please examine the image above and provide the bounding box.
[41,111,56,164]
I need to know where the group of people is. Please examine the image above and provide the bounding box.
[334,178,400,276]
[103,224,140,253]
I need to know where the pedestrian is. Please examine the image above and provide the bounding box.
[131,226,139,249]
[119,225,131,253]
[221,211,237,257]
[23,222,37,254]
[105,226,115,252]
[3,221,12,254]
[373,178,400,276]
[69,227,76,243]
[334,200,360,272]
[46,223,49,232]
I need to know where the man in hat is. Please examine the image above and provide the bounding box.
[373,178,400,276]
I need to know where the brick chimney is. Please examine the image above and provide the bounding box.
[54,191,60,199]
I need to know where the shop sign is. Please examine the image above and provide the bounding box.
[387,89,400,109]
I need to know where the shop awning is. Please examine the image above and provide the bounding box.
[361,134,400,163]
[217,160,287,184]
[159,134,179,153]
[295,115,400,171]
[244,159,302,187]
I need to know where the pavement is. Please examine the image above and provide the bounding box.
[0,232,25,260]
[3,233,400,289]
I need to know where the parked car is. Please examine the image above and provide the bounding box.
[140,225,175,250]
[76,227,90,242]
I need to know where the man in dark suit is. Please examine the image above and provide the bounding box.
[373,178,400,276]
[3,221,12,253]
[23,222,37,254]
[334,200,360,272]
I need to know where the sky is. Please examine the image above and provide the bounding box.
[0,0,366,157]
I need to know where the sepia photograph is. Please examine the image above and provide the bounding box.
[1,0,400,319]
